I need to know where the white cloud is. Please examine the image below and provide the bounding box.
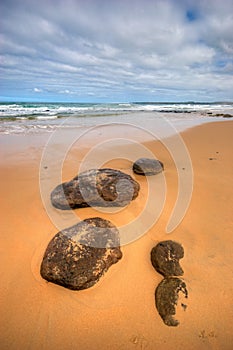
[0,0,233,101]
[59,89,75,94]
[34,87,42,93]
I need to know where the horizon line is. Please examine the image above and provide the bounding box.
[0,100,233,104]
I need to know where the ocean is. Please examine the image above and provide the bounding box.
[0,101,232,135]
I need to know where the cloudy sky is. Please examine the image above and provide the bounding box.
[1,0,233,102]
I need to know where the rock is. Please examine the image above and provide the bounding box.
[51,168,140,210]
[133,158,164,176]
[40,217,122,290]
[215,113,233,118]
[151,240,184,277]
[155,277,188,327]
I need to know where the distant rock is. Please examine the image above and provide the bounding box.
[133,158,164,176]
[214,113,233,118]
[40,217,122,290]
[51,168,140,210]
[155,277,188,327]
[151,240,184,277]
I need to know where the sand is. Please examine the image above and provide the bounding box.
[0,121,233,349]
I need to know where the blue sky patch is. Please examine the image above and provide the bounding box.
[186,10,198,22]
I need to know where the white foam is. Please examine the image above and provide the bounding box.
[0,102,232,135]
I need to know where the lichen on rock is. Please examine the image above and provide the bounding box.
[155,277,188,327]
[40,217,122,290]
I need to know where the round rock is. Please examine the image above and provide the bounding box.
[155,277,188,327]
[151,240,184,277]
[51,168,140,210]
[133,158,164,176]
[40,217,122,290]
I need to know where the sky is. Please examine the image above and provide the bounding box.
[1,0,233,102]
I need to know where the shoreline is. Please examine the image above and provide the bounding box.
[1,120,233,349]
[0,109,232,136]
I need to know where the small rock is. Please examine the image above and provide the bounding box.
[40,217,122,290]
[51,168,140,210]
[155,277,188,327]
[151,240,184,277]
[133,158,164,176]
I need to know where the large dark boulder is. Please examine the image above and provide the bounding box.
[40,217,122,290]
[133,158,164,176]
[51,168,140,210]
[151,240,184,277]
[155,277,188,327]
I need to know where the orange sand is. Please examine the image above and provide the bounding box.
[0,121,233,349]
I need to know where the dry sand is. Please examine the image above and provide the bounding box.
[0,121,233,349]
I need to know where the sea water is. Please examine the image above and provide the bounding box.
[0,101,232,135]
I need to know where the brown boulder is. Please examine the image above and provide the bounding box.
[133,158,164,176]
[51,168,140,210]
[155,277,188,326]
[151,240,184,277]
[40,217,122,290]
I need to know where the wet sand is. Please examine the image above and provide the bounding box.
[1,121,233,349]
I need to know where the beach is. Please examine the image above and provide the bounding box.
[0,119,233,350]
